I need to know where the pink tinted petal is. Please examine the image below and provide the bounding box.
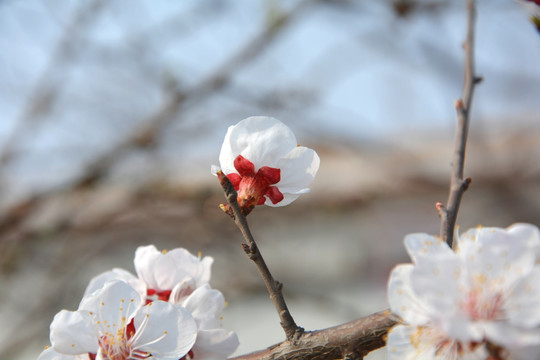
[224,117,298,168]
[258,166,280,185]
[227,173,242,190]
[132,301,197,359]
[264,186,284,205]
[233,155,255,177]
[50,310,97,355]
[192,329,239,360]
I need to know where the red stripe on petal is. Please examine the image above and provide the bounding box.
[265,186,284,204]
[234,155,255,177]
[258,166,281,185]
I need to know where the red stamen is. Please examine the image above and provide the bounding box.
[228,155,283,213]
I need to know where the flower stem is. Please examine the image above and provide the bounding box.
[217,171,303,341]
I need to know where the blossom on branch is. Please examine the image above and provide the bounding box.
[83,245,239,360]
[213,116,320,215]
[38,280,197,360]
[387,224,540,359]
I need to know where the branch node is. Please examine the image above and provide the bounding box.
[474,76,483,84]
[454,98,464,110]
[435,201,447,218]
[462,177,472,191]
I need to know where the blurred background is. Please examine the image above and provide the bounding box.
[1,0,539,359]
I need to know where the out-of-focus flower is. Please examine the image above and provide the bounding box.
[213,116,319,215]
[387,224,540,359]
[84,246,239,359]
[515,0,540,32]
[39,280,197,360]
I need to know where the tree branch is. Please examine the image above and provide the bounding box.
[230,310,397,360]
[439,0,480,248]
[217,171,303,341]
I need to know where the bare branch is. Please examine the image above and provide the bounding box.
[229,310,397,360]
[217,171,303,341]
[439,0,479,247]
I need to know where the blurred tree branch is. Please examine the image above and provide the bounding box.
[0,0,315,241]
[0,0,104,165]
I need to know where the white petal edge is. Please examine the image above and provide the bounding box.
[191,329,240,360]
[132,301,197,359]
[49,310,97,355]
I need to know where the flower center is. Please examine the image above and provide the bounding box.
[461,287,504,321]
[146,289,172,304]
[227,155,283,214]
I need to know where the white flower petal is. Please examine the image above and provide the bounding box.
[387,324,433,360]
[506,266,540,328]
[182,285,224,329]
[388,264,430,326]
[84,268,144,298]
[134,245,162,290]
[37,347,89,360]
[135,245,213,292]
[49,310,97,355]
[404,233,454,264]
[483,321,540,347]
[191,329,239,360]
[132,301,197,359]
[460,226,537,288]
[220,116,297,170]
[275,146,320,190]
[409,256,461,317]
[79,280,142,330]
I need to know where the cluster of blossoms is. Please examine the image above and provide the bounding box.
[387,223,540,359]
[213,116,320,215]
[39,245,239,360]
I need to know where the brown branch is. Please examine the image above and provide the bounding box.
[230,310,397,360]
[439,0,480,248]
[217,171,302,341]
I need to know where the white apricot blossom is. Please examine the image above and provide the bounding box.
[387,224,540,359]
[40,280,197,360]
[213,116,320,214]
[84,246,239,359]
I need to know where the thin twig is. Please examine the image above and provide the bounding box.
[229,310,397,360]
[439,0,480,248]
[217,171,303,341]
